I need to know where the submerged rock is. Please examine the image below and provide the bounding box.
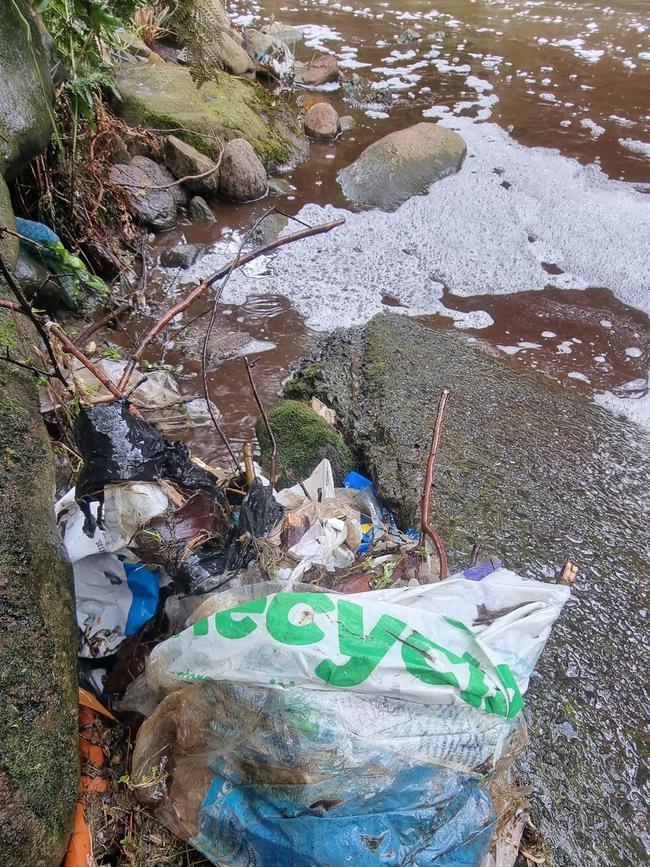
[267,176,293,197]
[397,27,421,44]
[339,122,467,210]
[256,400,354,488]
[304,102,340,140]
[110,162,177,230]
[114,63,307,171]
[0,178,78,867]
[163,135,220,196]
[295,54,340,87]
[189,195,216,221]
[0,0,53,178]
[343,73,393,113]
[160,243,202,269]
[218,138,267,201]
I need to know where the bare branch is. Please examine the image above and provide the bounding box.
[419,389,450,579]
[117,214,346,391]
[245,355,277,486]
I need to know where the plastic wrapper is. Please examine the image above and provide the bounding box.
[131,569,569,865]
[173,479,284,595]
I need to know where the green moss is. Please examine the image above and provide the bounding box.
[256,400,354,488]
[283,363,324,401]
[0,253,78,866]
[114,64,306,169]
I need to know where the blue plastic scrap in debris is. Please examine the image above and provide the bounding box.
[192,763,495,867]
[123,560,159,635]
[462,561,502,582]
[343,470,375,491]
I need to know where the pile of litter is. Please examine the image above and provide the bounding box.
[57,393,570,867]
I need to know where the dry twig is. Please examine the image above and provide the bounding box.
[419,389,450,578]
[244,355,277,486]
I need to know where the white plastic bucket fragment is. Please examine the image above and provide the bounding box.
[132,569,570,866]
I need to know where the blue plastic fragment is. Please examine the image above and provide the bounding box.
[123,560,159,635]
[15,216,60,250]
[462,562,502,582]
[192,762,495,867]
[343,470,374,491]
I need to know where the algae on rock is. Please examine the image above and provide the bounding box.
[114,63,307,170]
[256,400,354,488]
[0,179,78,867]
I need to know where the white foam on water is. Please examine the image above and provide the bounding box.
[625,346,643,358]
[568,371,590,382]
[183,118,650,345]
[465,75,493,92]
[595,381,650,430]
[619,138,650,157]
[581,118,606,137]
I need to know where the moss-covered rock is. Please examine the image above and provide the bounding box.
[114,63,307,171]
[256,400,354,488]
[0,0,54,178]
[287,311,650,867]
[0,177,78,867]
[0,176,18,266]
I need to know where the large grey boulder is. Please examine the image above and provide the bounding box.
[286,312,650,867]
[169,0,253,76]
[110,162,177,229]
[0,0,53,178]
[0,177,78,867]
[163,135,220,196]
[218,138,267,201]
[114,63,308,171]
[217,30,254,75]
[338,122,466,210]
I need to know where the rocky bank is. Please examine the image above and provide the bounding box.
[0,5,78,867]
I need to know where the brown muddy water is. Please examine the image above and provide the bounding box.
[88,1,649,864]
[117,0,650,462]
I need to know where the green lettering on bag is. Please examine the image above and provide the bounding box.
[485,663,524,719]
[401,630,498,713]
[193,617,209,636]
[266,593,336,645]
[315,599,406,688]
[214,597,267,639]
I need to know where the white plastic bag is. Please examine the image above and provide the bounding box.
[148,568,569,720]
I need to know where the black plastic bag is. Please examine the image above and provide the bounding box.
[176,479,283,595]
[75,400,225,535]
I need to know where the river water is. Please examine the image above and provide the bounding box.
[104,1,649,863]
